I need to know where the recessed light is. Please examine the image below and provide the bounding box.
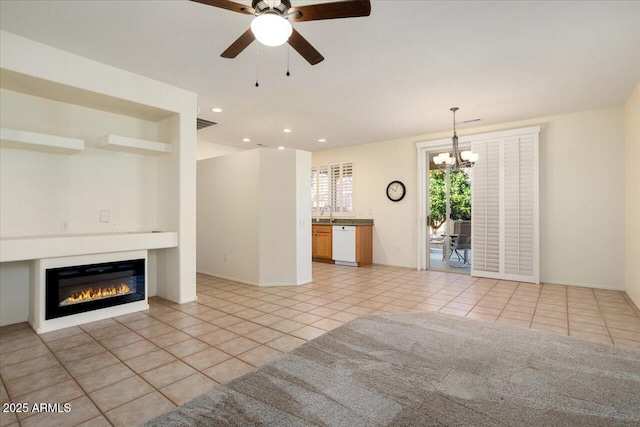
[242,138,251,142]
[278,146,285,150]
[283,128,292,133]
[318,139,327,143]
[211,108,223,113]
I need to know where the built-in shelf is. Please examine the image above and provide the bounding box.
[0,127,84,154]
[99,134,171,156]
[0,231,178,262]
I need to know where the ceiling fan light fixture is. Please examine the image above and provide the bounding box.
[251,13,292,47]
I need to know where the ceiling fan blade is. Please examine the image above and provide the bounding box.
[221,28,255,58]
[190,0,255,15]
[288,0,370,22]
[288,28,324,65]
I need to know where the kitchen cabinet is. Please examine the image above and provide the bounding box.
[312,224,373,266]
[312,225,333,262]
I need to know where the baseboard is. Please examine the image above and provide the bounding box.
[197,270,259,286]
[541,279,624,292]
[196,270,303,287]
[626,292,640,311]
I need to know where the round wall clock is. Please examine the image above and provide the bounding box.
[386,181,406,202]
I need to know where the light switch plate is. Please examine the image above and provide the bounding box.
[100,210,110,223]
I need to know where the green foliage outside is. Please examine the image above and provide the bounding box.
[429,169,471,234]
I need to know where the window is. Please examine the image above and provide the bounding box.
[311,162,354,214]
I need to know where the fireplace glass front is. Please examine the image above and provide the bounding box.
[46,259,145,320]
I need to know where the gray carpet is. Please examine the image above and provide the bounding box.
[147,312,640,426]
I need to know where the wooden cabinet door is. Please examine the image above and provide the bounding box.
[315,232,332,260]
[355,226,373,266]
[312,231,318,258]
[312,225,333,261]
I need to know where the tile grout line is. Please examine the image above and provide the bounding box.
[591,291,619,345]
[28,329,115,426]
[528,283,544,329]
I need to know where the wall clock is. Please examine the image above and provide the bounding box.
[386,181,406,202]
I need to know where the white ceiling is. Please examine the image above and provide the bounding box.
[1,1,639,151]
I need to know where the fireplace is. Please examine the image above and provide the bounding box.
[45,259,145,320]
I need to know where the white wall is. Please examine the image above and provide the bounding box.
[313,106,627,289]
[626,82,640,308]
[155,112,198,304]
[0,262,30,326]
[196,148,312,286]
[258,150,300,285]
[539,107,625,289]
[295,150,313,285]
[0,89,159,236]
[197,140,244,160]
[197,149,260,284]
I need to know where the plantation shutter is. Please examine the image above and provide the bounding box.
[311,162,354,214]
[339,162,354,213]
[331,164,341,211]
[471,131,539,283]
[311,167,318,212]
[471,140,501,273]
[317,165,329,211]
[503,137,536,279]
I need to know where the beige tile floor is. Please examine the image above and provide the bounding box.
[1,262,639,426]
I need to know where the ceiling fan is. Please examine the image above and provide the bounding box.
[191,0,371,65]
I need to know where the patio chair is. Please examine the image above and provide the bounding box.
[449,220,471,264]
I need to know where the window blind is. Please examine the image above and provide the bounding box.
[471,140,500,273]
[503,137,535,277]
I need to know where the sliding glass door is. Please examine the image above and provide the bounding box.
[417,126,539,283]
[428,156,472,273]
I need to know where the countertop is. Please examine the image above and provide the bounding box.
[312,219,374,226]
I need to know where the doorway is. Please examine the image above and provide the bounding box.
[417,127,540,282]
[427,158,472,273]
[415,138,472,272]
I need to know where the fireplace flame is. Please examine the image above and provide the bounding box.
[63,283,131,305]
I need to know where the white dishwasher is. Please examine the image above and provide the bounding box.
[332,226,357,266]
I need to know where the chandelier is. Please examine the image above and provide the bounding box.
[433,107,479,170]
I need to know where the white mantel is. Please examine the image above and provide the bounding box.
[30,250,150,334]
[1,231,178,262]
[0,233,177,330]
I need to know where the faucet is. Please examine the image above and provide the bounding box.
[320,205,333,223]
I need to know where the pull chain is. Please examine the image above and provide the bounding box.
[255,42,260,87]
[286,45,290,77]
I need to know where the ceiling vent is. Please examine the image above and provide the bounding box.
[197,118,218,130]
